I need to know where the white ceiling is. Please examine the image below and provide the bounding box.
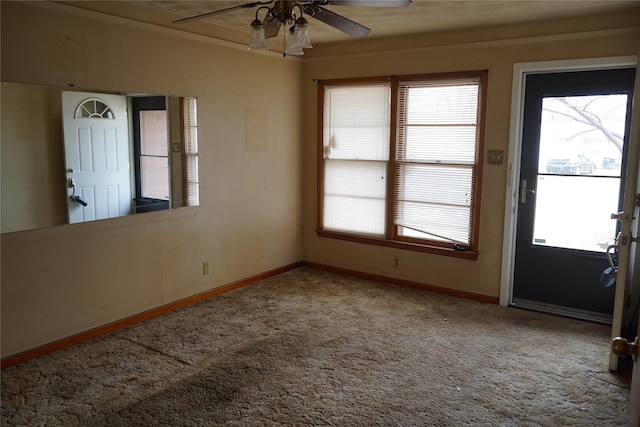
[136,0,639,45]
[55,0,640,50]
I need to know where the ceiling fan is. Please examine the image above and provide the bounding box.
[172,1,412,55]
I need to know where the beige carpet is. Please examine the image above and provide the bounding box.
[1,267,632,426]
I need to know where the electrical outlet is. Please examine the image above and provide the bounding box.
[202,262,210,275]
[394,256,400,269]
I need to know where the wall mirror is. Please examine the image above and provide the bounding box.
[1,82,199,234]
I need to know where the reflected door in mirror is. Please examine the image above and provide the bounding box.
[62,91,132,224]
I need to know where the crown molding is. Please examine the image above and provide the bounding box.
[305,26,640,62]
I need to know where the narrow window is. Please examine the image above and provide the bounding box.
[182,97,199,207]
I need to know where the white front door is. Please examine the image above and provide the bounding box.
[62,91,132,224]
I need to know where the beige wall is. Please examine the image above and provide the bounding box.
[1,2,303,357]
[301,10,640,298]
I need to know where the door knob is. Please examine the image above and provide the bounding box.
[611,336,638,361]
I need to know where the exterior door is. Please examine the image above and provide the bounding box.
[131,96,170,213]
[512,68,635,322]
[62,91,132,224]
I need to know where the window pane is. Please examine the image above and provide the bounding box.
[323,84,390,161]
[184,127,198,153]
[396,164,473,206]
[533,175,620,252]
[140,110,168,156]
[404,126,477,163]
[324,159,386,235]
[397,203,472,244]
[185,155,199,182]
[395,164,473,244]
[141,156,169,200]
[539,95,627,176]
[404,84,478,125]
[185,182,199,207]
[184,97,198,126]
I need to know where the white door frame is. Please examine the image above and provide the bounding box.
[499,55,639,371]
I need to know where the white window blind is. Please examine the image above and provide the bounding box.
[395,79,480,245]
[183,97,199,207]
[322,84,390,235]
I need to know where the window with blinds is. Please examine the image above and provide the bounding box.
[182,97,199,207]
[322,83,390,235]
[395,78,481,246]
[318,71,487,258]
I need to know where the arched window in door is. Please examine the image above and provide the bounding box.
[74,98,115,119]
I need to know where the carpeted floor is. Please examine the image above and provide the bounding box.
[1,267,632,426]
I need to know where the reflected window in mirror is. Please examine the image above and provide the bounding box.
[183,97,199,207]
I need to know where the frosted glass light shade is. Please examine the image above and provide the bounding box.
[285,28,304,56]
[248,20,267,50]
[293,21,312,49]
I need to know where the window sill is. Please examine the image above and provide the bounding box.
[316,229,479,261]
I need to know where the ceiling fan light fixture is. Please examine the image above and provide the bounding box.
[293,17,312,49]
[248,18,267,50]
[176,1,413,56]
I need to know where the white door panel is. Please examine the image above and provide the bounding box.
[62,91,131,224]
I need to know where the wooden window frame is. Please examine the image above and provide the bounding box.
[316,71,488,260]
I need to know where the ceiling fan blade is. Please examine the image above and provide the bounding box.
[264,18,282,39]
[172,1,273,24]
[324,0,411,6]
[303,5,370,37]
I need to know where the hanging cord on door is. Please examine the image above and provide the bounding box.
[585,369,631,389]
[68,178,88,206]
[600,234,618,288]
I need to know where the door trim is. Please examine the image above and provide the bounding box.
[500,56,639,371]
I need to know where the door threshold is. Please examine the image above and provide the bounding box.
[512,298,612,325]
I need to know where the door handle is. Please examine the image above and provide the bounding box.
[610,211,631,222]
[612,336,638,361]
[520,179,535,204]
